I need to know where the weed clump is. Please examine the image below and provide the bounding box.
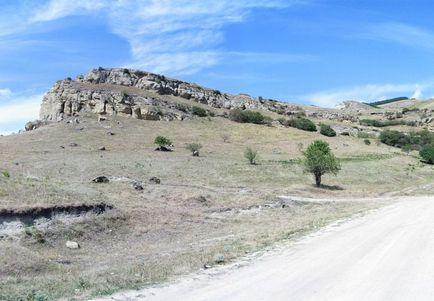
[244,147,259,165]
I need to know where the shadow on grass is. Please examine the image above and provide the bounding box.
[314,184,344,191]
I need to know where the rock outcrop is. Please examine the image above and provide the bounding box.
[39,67,370,124]
[40,68,298,122]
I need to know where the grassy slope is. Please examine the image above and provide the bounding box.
[1,115,433,300]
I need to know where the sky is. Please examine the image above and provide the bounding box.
[1,0,434,134]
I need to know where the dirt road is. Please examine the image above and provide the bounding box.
[96,196,434,301]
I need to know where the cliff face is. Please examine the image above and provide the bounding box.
[40,68,294,122]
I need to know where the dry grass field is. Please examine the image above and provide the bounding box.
[1,115,433,300]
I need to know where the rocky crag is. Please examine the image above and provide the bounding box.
[39,67,357,123]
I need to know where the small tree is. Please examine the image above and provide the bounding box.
[303,140,340,187]
[244,147,259,165]
[420,143,434,163]
[186,143,202,156]
[154,136,172,151]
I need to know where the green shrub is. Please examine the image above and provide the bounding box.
[154,136,172,151]
[24,226,45,243]
[319,124,336,137]
[364,139,371,145]
[185,143,202,156]
[229,109,265,124]
[244,147,259,165]
[192,106,207,117]
[357,132,375,139]
[285,117,317,132]
[303,140,340,187]
[420,144,434,163]
[2,170,10,178]
[380,129,434,149]
[359,119,411,127]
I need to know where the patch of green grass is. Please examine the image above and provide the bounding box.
[338,153,395,162]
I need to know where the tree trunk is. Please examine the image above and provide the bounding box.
[314,172,321,187]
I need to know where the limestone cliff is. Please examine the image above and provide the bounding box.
[40,68,298,122]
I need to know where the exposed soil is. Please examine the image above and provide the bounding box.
[0,202,113,226]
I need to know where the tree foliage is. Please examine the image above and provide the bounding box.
[303,140,340,187]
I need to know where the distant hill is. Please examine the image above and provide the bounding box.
[368,97,409,107]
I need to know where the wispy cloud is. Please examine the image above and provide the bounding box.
[361,22,434,50]
[0,91,42,134]
[20,0,307,75]
[303,82,430,107]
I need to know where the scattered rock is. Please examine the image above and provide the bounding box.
[203,264,212,269]
[24,120,43,131]
[66,241,80,249]
[92,176,109,183]
[98,115,107,122]
[69,143,78,147]
[192,150,199,157]
[131,181,144,190]
[107,131,115,136]
[213,254,225,264]
[149,177,161,184]
[98,146,106,151]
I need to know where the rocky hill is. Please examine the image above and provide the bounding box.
[39,67,359,124]
[33,67,434,135]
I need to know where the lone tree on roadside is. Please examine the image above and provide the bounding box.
[303,140,340,187]
[154,136,173,151]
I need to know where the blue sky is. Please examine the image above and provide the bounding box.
[1,0,434,134]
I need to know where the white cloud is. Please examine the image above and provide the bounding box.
[0,88,12,98]
[362,22,434,50]
[29,0,105,22]
[0,92,42,134]
[304,83,429,107]
[411,87,423,99]
[23,0,305,75]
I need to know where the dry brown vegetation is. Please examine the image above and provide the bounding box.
[1,115,433,300]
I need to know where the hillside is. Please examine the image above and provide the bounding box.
[2,68,434,300]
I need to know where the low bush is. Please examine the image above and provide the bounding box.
[192,106,207,117]
[285,117,317,132]
[2,170,10,178]
[25,226,45,243]
[185,143,202,156]
[420,144,434,164]
[154,136,172,151]
[359,119,412,127]
[319,124,336,137]
[229,109,265,124]
[364,139,371,145]
[380,129,434,150]
[244,147,259,165]
[357,132,376,139]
